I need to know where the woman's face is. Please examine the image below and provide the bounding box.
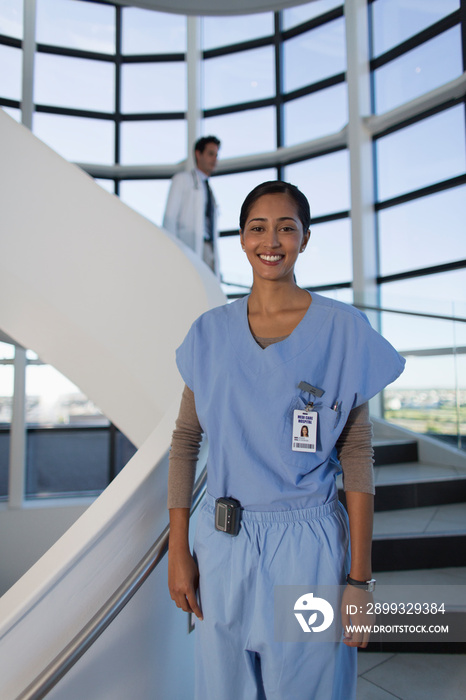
[240,193,310,284]
[302,426,309,436]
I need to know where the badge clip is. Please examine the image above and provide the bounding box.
[298,381,324,398]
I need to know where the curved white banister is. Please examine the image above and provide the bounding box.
[0,108,225,699]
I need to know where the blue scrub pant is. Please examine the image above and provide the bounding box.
[193,494,357,700]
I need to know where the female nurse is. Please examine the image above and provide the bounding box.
[167,181,404,700]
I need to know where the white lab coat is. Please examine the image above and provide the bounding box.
[163,169,220,275]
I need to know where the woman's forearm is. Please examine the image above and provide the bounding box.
[345,491,374,581]
[168,507,191,551]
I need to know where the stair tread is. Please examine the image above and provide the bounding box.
[372,438,418,446]
[373,502,466,539]
[373,566,466,586]
[336,461,466,490]
[374,461,466,486]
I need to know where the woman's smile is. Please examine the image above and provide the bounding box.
[258,253,284,264]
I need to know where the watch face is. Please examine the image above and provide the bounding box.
[367,580,376,592]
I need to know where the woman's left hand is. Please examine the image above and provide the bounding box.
[340,584,376,648]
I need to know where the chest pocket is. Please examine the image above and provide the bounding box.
[279,394,348,471]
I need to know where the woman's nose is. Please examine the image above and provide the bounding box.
[263,228,280,247]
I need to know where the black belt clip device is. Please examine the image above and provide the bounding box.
[215,497,242,536]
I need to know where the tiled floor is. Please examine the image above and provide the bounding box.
[357,651,466,699]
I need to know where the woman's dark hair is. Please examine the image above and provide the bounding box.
[239,181,311,232]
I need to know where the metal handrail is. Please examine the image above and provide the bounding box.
[17,465,208,700]
[353,303,466,324]
[224,292,466,325]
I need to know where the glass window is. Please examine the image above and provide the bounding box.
[36,0,115,54]
[0,44,22,101]
[35,53,115,112]
[95,178,115,194]
[374,27,463,114]
[213,168,277,232]
[379,186,466,276]
[0,342,14,425]
[380,269,466,324]
[202,12,274,50]
[283,0,342,29]
[0,343,13,500]
[203,46,275,110]
[294,218,352,288]
[376,106,466,201]
[203,107,276,158]
[26,358,107,426]
[119,179,171,227]
[284,82,347,146]
[122,8,186,54]
[121,62,186,114]
[381,311,466,373]
[26,428,109,498]
[384,356,465,421]
[283,18,346,93]
[319,288,353,304]
[33,113,115,164]
[2,106,21,121]
[371,0,459,57]
[0,0,23,39]
[218,235,253,290]
[284,150,350,218]
[120,119,186,165]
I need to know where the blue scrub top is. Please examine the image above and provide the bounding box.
[176,292,405,511]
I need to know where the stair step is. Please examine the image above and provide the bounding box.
[371,503,466,571]
[365,567,466,653]
[337,462,466,512]
[373,502,466,539]
[373,439,418,466]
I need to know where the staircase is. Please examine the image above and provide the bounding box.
[340,419,466,653]
[371,436,466,572]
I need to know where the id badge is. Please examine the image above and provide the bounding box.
[292,410,317,452]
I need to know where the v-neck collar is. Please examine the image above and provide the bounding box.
[228,292,330,373]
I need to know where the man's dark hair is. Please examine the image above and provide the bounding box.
[194,136,221,154]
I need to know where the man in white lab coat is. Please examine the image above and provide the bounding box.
[163,136,221,276]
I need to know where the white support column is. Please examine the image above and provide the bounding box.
[8,347,27,508]
[186,16,202,169]
[8,0,37,506]
[21,0,37,130]
[345,0,382,415]
[345,0,378,310]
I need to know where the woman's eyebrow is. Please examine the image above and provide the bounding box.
[247,216,298,224]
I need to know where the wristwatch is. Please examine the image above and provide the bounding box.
[346,574,376,592]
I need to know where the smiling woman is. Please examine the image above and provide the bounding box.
[167,180,405,700]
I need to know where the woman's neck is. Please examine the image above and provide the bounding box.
[247,280,311,338]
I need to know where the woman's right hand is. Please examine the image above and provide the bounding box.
[168,546,203,620]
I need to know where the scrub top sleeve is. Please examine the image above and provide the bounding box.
[351,316,405,408]
[175,324,196,392]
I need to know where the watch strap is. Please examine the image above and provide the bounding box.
[346,574,376,591]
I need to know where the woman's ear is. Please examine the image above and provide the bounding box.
[240,230,245,251]
[300,229,311,253]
